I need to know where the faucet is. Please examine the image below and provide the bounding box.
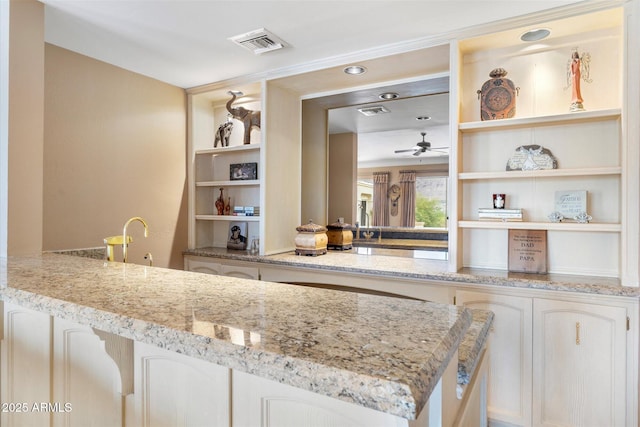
[377,227,382,243]
[122,217,149,263]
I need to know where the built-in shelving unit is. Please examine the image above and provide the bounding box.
[188,83,264,252]
[452,8,625,278]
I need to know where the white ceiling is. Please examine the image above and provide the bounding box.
[41,0,586,89]
[39,0,587,167]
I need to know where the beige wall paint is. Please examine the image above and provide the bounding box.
[8,0,44,256]
[328,133,357,224]
[43,44,187,269]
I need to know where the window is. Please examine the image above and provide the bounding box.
[415,176,447,228]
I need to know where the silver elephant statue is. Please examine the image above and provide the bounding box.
[226,91,260,145]
[214,121,233,147]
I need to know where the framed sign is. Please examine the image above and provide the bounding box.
[554,190,587,218]
[508,229,547,273]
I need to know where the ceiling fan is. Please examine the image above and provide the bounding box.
[394,132,449,156]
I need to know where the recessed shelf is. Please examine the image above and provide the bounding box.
[459,109,621,133]
[195,144,261,155]
[196,180,260,187]
[458,220,621,232]
[458,167,621,180]
[196,215,260,222]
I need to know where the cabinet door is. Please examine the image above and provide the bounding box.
[456,291,533,427]
[52,318,124,427]
[232,370,408,427]
[184,257,224,275]
[130,341,230,427]
[533,299,627,427]
[1,303,51,426]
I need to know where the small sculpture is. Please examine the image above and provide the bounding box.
[548,212,564,223]
[214,119,233,147]
[215,188,225,215]
[226,91,261,145]
[574,212,592,224]
[565,48,592,112]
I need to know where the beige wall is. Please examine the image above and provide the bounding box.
[7,0,44,256]
[43,44,187,269]
[328,132,357,224]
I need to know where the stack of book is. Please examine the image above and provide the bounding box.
[478,208,523,221]
[233,206,260,216]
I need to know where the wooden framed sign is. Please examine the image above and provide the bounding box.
[508,229,547,273]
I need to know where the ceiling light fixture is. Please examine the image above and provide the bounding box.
[357,105,390,116]
[229,90,244,96]
[343,65,367,75]
[520,28,551,42]
[379,92,399,100]
[416,116,431,121]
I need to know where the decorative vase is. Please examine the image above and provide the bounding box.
[215,188,225,215]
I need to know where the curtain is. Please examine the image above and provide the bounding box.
[372,172,389,226]
[400,170,416,227]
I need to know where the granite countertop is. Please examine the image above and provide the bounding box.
[184,247,640,298]
[0,253,473,420]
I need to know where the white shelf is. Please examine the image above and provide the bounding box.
[458,167,621,180]
[458,220,621,232]
[196,215,260,222]
[458,109,621,133]
[196,180,260,187]
[195,144,261,155]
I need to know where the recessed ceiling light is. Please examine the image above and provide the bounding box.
[379,92,399,100]
[416,116,431,121]
[343,65,367,75]
[520,28,551,42]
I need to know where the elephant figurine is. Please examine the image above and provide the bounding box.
[226,91,261,145]
[214,120,233,147]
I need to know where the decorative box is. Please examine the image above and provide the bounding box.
[326,219,353,250]
[294,220,328,256]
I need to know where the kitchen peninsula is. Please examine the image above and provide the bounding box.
[184,248,640,426]
[0,253,490,427]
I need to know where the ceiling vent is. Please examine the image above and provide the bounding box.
[229,28,287,54]
[357,105,390,116]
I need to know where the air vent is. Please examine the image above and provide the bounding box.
[229,28,287,54]
[357,105,390,116]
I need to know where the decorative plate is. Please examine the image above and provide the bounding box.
[506,145,557,171]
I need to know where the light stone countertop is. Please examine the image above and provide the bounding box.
[184,247,640,298]
[0,253,473,420]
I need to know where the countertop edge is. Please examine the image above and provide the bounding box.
[183,249,639,298]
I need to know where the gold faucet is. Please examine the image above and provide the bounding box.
[378,227,382,243]
[122,217,148,263]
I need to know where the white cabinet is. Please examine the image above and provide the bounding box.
[184,255,259,279]
[456,289,632,427]
[1,303,52,427]
[455,290,533,427]
[232,369,428,427]
[532,298,627,427]
[452,8,627,278]
[51,318,125,427]
[129,341,230,427]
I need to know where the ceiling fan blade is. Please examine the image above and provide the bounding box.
[394,148,418,154]
[412,150,423,156]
